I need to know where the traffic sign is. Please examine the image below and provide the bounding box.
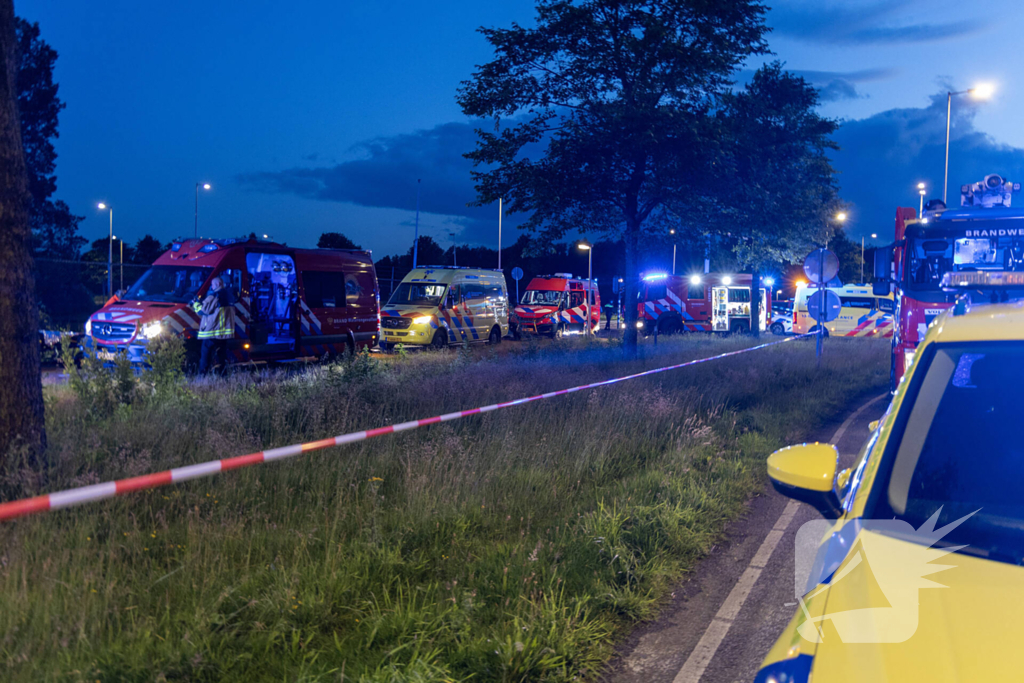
[511,267,524,281]
[807,289,842,323]
[803,249,839,284]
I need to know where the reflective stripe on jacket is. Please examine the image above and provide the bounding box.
[198,289,235,340]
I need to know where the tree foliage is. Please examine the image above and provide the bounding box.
[15,17,83,260]
[458,0,770,350]
[317,231,361,250]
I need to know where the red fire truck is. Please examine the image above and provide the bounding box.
[86,237,380,368]
[874,174,1024,389]
[512,273,600,338]
[637,272,767,334]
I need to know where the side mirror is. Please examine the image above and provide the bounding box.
[767,443,842,518]
[872,248,892,296]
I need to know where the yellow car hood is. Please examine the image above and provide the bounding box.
[808,531,1024,681]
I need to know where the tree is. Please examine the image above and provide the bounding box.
[132,234,166,264]
[829,228,863,285]
[15,18,83,259]
[458,0,769,352]
[713,62,841,335]
[0,0,46,463]
[317,231,361,250]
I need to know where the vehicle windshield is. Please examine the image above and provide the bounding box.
[904,223,1024,292]
[522,289,563,305]
[877,342,1024,564]
[123,266,212,303]
[388,282,446,306]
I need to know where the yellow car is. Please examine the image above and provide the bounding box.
[379,267,510,349]
[759,295,1024,681]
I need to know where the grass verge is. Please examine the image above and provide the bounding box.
[0,335,887,682]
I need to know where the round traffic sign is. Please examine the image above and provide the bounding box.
[511,266,524,281]
[803,249,839,284]
[807,289,842,323]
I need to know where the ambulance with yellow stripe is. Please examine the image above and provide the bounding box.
[379,267,510,349]
[85,237,380,368]
[792,283,894,337]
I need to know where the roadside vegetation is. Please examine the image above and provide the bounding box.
[0,335,887,682]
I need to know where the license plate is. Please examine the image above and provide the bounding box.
[97,350,116,360]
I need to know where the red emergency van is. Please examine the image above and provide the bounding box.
[637,272,767,334]
[86,237,379,368]
[512,273,601,338]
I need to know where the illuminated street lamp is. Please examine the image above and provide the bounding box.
[578,241,593,336]
[945,85,994,203]
[917,182,927,215]
[195,182,211,238]
[669,228,677,275]
[764,276,775,303]
[98,202,112,296]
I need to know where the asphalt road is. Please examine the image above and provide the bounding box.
[604,392,889,683]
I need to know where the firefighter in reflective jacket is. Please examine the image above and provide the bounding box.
[193,277,235,374]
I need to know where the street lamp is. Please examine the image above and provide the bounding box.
[945,84,994,204]
[114,235,124,292]
[669,228,677,275]
[195,182,211,238]
[764,277,775,303]
[578,241,593,336]
[98,202,113,296]
[859,232,877,284]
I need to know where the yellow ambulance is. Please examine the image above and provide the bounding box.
[379,267,510,349]
[792,283,894,338]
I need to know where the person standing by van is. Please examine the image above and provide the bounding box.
[196,276,235,374]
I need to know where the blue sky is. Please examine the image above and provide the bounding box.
[18,0,1024,258]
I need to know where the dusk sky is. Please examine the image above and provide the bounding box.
[18,0,1024,259]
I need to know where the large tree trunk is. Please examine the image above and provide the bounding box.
[0,0,46,464]
[622,218,640,356]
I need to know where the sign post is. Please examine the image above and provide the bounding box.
[511,266,524,304]
[803,248,840,364]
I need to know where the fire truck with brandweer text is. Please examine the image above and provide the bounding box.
[874,174,1024,389]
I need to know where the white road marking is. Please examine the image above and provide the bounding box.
[670,394,887,683]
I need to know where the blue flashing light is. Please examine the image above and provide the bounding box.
[171,243,182,252]
[643,273,669,281]
[199,243,220,253]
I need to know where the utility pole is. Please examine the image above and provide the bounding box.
[413,179,421,269]
[498,197,502,271]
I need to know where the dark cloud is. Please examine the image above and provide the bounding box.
[237,121,504,243]
[833,91,1024,238]
[771,1,982,45]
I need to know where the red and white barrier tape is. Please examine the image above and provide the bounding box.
[0,334,810,522]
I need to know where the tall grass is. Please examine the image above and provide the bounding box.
[0,336,887,682]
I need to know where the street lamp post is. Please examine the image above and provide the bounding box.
[917,182,926,215]
[119,237,123,292]
[669,228,677,275]
[944,85,994,204]
[195,182,211,238]
[578,241,593,336]
[98,203,112,296]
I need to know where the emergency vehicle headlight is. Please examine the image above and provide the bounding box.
[412,316,433,325]
[85,319,92,336]
[636,321,644,328]
[141,321,166,339]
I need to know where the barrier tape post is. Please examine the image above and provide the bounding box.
[0,335,812,522]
